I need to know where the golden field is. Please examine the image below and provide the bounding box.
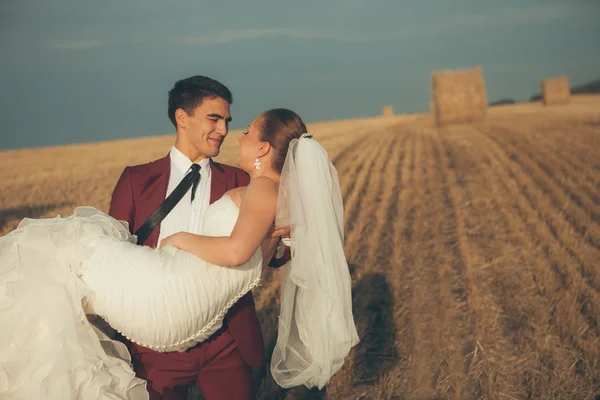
[1,95,599,399]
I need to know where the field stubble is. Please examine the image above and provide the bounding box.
[1,96,599,399]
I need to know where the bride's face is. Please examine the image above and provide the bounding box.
[237,118,264,172]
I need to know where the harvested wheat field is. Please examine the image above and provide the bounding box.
[1,95,599,399]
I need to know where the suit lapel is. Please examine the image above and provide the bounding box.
[139,155,170,248]
[209,159,228,205]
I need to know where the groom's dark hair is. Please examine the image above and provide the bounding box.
[167,75,233,127]
[259,108,307,173]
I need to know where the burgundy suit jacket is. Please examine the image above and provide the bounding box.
[108,154,268,367]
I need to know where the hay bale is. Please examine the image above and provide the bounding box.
[541,75,570,105]
[431,66,488,126]
[382,105,394,117]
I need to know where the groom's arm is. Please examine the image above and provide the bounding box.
[87,167,135,325]
[109,167,135,233]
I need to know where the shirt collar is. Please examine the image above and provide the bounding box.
[170,145,211,175]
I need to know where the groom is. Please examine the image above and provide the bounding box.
[109,75,288,399]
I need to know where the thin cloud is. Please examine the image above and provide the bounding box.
[50,28,368,51]
[50,39,110,51]
[173,28,369,45]
[449,3,592,27]
[376,3,597,41]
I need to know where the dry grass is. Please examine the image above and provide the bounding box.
[542,75,571,106]
[431,66,488,126]
[1,95,600,400]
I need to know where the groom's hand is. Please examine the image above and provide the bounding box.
[271,225,290,238]
[159,232,181,249]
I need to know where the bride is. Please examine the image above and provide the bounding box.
[0,108,359,399]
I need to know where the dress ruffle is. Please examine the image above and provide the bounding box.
[0,208,147,399]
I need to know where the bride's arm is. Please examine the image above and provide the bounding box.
[164,177,278,267]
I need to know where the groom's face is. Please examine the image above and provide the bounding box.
[182,96,231,159]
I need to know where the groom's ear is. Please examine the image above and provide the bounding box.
[175,108,188,129]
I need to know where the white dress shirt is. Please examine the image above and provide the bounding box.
[157,146,212,245]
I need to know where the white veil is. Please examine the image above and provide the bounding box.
[270,133,360,390]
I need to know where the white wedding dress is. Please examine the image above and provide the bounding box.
[0,195,262,400]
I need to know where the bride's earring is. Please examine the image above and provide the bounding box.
[254,154,262,170]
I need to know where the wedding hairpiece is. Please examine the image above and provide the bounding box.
[301,133,313,139]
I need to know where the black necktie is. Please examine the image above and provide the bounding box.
[134,164,201,246]
[189,164,201,202]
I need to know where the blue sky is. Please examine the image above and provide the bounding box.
[1,0,599,150]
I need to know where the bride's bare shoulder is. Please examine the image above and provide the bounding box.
[225,177,277,208]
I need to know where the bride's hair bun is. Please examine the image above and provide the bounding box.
[258,108,307,173]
